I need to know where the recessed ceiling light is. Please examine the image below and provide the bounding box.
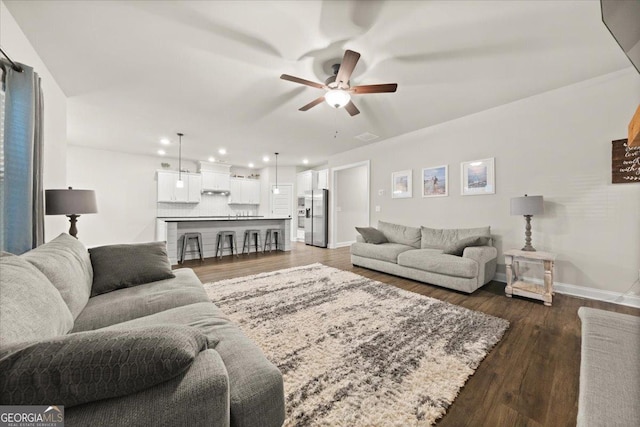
[208,156,215,162]
[160,138,170,145]
[218,148,227,155]
[157,149,166,155]
[248,163,254,168]
[262,156,270,162]
[303,159,309,165]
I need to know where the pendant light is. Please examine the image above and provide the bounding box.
[272,152,280,194]
[176,132,184,188]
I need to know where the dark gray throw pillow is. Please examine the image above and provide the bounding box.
[355,227,388,244]
[443,236,491,256]
[0,325,208,408]
[89,241,175,296]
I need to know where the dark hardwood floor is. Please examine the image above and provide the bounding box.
[180,243,640,427]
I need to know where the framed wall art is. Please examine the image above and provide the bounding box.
[422,165,448,197]
[461,158,495,196]
[391,170,412,198]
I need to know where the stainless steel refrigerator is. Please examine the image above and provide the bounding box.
[304,189,328,248]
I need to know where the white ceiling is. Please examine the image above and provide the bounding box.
[4,0,633,167]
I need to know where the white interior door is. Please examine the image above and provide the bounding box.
[270,184,294,239]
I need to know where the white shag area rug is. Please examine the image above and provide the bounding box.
[203,263,509,426]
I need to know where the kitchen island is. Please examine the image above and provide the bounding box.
[157,216,292,264]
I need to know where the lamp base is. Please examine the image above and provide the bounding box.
[522,215,536,252]
[67,214,80,239]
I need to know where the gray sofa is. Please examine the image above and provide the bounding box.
[0,233,285,427]
[351,221,497,293]
[577,307,639,426]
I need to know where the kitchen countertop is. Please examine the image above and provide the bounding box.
[158,216,292,222]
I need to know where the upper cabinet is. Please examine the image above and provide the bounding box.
[157,171,201,203]
[201,171,230,192]
[297,170,318,196]
[228,178,260,204]
[317,169,329,190]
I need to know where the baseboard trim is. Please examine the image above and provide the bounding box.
[332,240,355,249]
[494,273,640,309]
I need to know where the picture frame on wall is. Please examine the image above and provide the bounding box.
[422,165,448,197]
[461,158,495,196]
[391,170,412,198]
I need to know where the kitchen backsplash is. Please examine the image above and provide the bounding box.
[158,194,259,217]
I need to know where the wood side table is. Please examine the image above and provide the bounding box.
[504,249,557,306]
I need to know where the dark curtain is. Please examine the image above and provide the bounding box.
[0,59,44,254]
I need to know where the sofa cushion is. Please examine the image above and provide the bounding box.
[89,241,175,297]
[577,307,640,427]
[107,302,285,427]
[0,255,74,347]
[350,242,414,263]
[421,226,491,249]
[22,233,93,319]
[378,221,421,248]
[398,250,479,278]
[355,227,388,244]
[0,325,208,408]
[72,268,209,332]
[443,236,492,256]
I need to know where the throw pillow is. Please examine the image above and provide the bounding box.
[355,227,388,244]
[89,241,175,297]
[443,236,491,256]
[0,325,208,408]
[0,255,74,348]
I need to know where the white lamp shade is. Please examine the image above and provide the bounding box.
[325,89,351,108]
[176,179,185,188]
[45,189,97,215]
[510,195,543,215]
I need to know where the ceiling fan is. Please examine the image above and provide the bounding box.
[280,50,398,116]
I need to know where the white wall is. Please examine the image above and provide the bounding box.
[335,164,368,245]
[1,1,68,240]
[67,145,199,247]
[327,68,640,294]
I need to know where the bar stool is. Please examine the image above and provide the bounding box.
[242,229,261,255]
[263,228,282,253]
[215,231,239,259]
[180,232,203,264]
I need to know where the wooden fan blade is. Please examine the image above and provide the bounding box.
[350,83,398,94]
[335,50,361,88]
[299,96,326,111]
[280,74,326,89]
[344,101,360,116]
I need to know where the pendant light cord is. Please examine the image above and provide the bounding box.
[177,132,183,181]
[275,152,279,189]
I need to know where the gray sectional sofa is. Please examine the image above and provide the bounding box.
[0,233,285,427]
[351,221,497,293]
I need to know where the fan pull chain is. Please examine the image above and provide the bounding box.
[334,109,339,139]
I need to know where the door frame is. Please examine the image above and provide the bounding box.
[269,183,295,241]
[330,160,370,248]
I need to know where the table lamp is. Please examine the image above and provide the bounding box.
[510,194,544,252]
[45,187,97,238]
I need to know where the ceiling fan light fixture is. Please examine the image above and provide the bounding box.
[325,89,351,108]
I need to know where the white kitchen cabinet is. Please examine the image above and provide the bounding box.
[228,178,260,204]
[297,170,317,196]
[245,179,260,204]
[188,174,202,202]
[201,171,230,192]
[317,169,329,190]
[157,171,200,203]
